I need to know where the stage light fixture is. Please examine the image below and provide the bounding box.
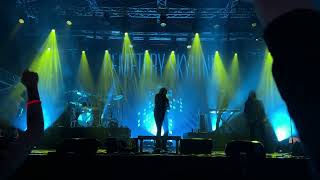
[82,50,85,54]
[66,20,72,26]
[105,50,108,53]
[214,24,220,29]
[252,22,257,28]
[18,18,24,24]
[160,13,167,27]
[51,29,55,32]
[171,51,175,54]
[215,51,218,54]
[187,45,192,49]
[129,44,133,48]
[124,32,128,36]
[47,48,51,51]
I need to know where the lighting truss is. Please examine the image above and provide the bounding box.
[50,7,255,19]
[86,0,100,12]
[18,2,255,19]
[21,29,256,42]
[15,0,257,41]
[157,0,167,9]
[16,0,38,21]
[0,68,20,93]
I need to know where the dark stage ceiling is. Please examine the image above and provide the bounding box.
[2,0,260,41]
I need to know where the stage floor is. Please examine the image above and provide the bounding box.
[30,149,297,159]
[10,149,312,180]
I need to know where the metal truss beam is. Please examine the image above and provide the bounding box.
[157,0,167,8]
[225,0,240,13]
[17,0,255,19]
[86,0,100,12]
[223,0,240,18]
[0,68,20,92]
[19,1,254,19]
[22,29,256,42]
[16,0,38,20]
[51,7,254,19]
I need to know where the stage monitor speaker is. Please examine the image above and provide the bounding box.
[0,137,8,149]
[225,140,265,159]
[105,138,138,154]
[56,138,100,155]
[291,142,306,157]
[180,138,213,154]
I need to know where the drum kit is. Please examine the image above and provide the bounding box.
[65,90,124,128]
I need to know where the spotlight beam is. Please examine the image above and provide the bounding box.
[212,51,231,109]
[257,50,297,141]
[121,32,138,95]
[78,51,94,92]
[163,51,177,88]
[25,30,64,129]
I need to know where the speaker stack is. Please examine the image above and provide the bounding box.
[180,138,213,154]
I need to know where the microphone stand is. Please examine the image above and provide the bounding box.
[289,116,294,156]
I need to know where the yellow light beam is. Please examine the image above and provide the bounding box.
[257,50,278,105]
[10,29,65,129]
[229,53,240,96]
[139,50,158,95]
[98,50,115,97]
[163,51,177,88]
[121,33,138,95]
[212,51,231,108]
[188,33,208,80]
[78,51,94,92]
[29,30,64,98]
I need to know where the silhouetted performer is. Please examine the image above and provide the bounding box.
[215,111,223,132]
[154,88,169,152]
[0,70,44,179]
[244,91,267,143]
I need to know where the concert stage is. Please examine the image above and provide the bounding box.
[12,150,311,180]
[2,1,312,179]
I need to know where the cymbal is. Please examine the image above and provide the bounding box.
[208,109,241,113]
[113,95,123,101]
[65,90,89,98]
[69,102,82,106]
